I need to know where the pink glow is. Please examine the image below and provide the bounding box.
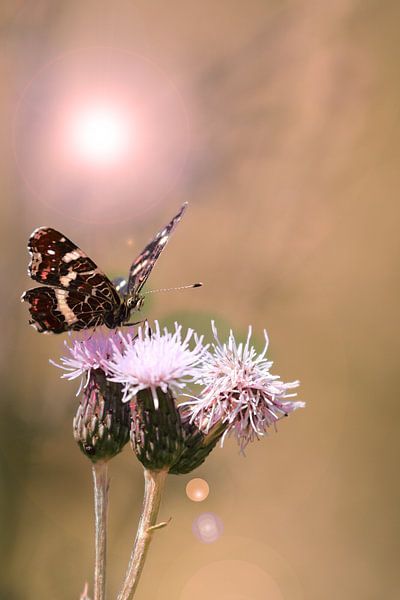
[14,48,190,223]
[67,103,134,167]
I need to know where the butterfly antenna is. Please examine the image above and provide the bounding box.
[144,282,203,295]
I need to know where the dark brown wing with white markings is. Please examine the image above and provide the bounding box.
[127,203,187,294]
[22,227,122,333]
[27,227,120,304]
[21,287,112,333]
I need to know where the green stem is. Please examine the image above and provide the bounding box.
[92,462,109,600]
[117,469,168,600]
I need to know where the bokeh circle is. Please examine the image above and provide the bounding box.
[186,478,210,502]
[192,512,223,543]
[155,535,304,600]
[179,560,284,600]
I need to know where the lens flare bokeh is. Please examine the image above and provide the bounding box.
[192,512,223,543]
[186,478,210,502]
[14,48,190,223]
[179,560,285,600]
[67,103,134,167]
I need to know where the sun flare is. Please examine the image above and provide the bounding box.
[68,103,133,166]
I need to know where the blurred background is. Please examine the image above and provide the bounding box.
[0,1,398,598]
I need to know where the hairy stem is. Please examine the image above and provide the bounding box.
[117,469,168,600]
[92,462,109,600]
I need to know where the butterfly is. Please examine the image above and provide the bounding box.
[21,203,188,334]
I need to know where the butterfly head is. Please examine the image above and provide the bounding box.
[126,294,144,313]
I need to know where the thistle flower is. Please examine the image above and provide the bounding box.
[51,328,132,462]
[51,327,134,395]
[101,321,217,471]
[105,321,207,409]
[184,322,304,451]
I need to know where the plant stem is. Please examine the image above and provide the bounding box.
[92,461,109,600]
[117,469,168,600]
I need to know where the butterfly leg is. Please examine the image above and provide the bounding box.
[121,319,145,327]
[83,315,104,340]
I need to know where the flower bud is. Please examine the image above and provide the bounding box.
[73,368,130,463]
[130,388,226,473]
[130,387,185,470]
[169,408,226,474]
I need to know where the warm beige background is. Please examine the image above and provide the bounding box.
[0,1,398,599]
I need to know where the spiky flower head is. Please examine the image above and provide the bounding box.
[51,327,134,395]
[105,321,208,409]
[184,322,304,451]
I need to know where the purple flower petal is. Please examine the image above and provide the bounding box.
[104,321,208,407]
[50,327,134,395]
[183,322,304,451]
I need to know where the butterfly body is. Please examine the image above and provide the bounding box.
[103,295,144,329]
[21,204,187,333]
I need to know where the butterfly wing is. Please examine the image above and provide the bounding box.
[27,227,120,301]
[22,227,122,333]
[21,286,114,333]
[127,203,187,295]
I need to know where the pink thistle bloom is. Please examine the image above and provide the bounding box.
[184,322,304,451]
[50,327,134,395]
[105,321,208,409]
